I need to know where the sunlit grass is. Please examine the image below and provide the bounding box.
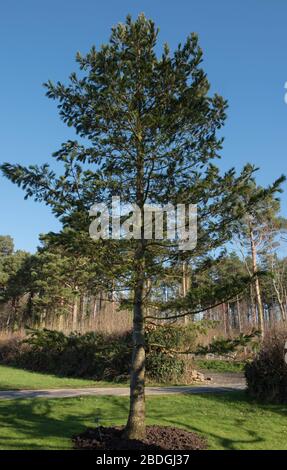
[0,365,125,390]
[0,392,286,450]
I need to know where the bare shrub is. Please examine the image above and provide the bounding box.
[245,329,287,403]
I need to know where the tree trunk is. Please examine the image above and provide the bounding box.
[249,224,265,337]
[272,278,287,322]
[72,297,78,331]
[125,79,146,440]
[182,261,190,325]
[236,296,242,332]
[249,284,256,326]
[125,243,146,440]
[222,303,227,335]
[226,302,231,335]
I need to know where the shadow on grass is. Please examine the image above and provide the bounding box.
[0,396,129,450]
[0,392,285,450]
[147,391,287,450]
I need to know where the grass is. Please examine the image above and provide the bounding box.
[0,364,197,390]
[0,365,125,390]
[195,359,245,373]
[0,392,286,450]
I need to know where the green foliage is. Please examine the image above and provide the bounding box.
[245,331,287,403]
[196,331,260,356]
[145,322,203,353]
[18,328,131,380]
[0,17,285,435]
[146,352,185,383]
[0,235,14,257]
[0,13,274,327]
[1,323,207,383]
[144,323,203,382]
[0,248,30,304]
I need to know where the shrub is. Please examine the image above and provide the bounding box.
[0,335,26,363]
[146,352,185,383]
[0,323,257,384]
[245,330,287,403]
[145,323,198,383]
[0,324,201,383]
[16,328,131,380]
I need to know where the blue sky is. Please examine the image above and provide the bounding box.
[0,0,286,252]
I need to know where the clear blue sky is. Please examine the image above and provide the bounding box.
[0,0,286,252]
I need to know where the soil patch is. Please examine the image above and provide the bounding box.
[73,425,207,450]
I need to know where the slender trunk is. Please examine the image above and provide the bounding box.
[58,313,64,330]
[91,296,97,329]
[27,292,35,325]
[58,297,65,330]
[72,297,78,331]
[182,261,189,324]
[249,225,265,337]
[272,279,287,322]
[80,295,85,331]
[250,283,256,326]
[111,280,115,315]
[236,296,242,332]
[254,276,264,335]
[226,302,230,335]
[125,70,146,440]
[125,242,146,440]
[222,303,227,335]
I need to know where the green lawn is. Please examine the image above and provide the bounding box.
[0,364,191,390]
[0,365,121,390]
[0,392,286,450]
[195,359,245,373]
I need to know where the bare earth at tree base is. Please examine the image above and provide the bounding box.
[73,425,207,450]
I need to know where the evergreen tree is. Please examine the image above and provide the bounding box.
[1,14,284,438]
[234,181,286,336]
[0,235,14,257]
[0,238,30,328]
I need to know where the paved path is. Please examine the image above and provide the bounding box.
[0,373,245,400]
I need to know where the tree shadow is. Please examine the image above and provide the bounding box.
[0,396,129,450]
[146,391,287,450]
[0,392,286,450]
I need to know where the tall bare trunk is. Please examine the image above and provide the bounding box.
[225,303,230,335]
[125,112,146,439]
[249,224,264,337]
[222,303,227,335]
[72,297,78,331]
[272,279,287,322]
[181,261,190,324]
[125,242,146,440]
[249,283,256,326]
[236,296,242,332]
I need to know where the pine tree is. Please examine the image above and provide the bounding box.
[1,14,284,439]
[234,180,286,336]
[0,237,30,328]
[0,235,14,257]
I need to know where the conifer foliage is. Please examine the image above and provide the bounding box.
[1,15,284,438]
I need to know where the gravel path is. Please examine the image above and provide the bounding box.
[0,372,246,400]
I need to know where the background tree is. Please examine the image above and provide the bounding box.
[0,239,30,329]
[0,235,14,257]
[235,181,286,336]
